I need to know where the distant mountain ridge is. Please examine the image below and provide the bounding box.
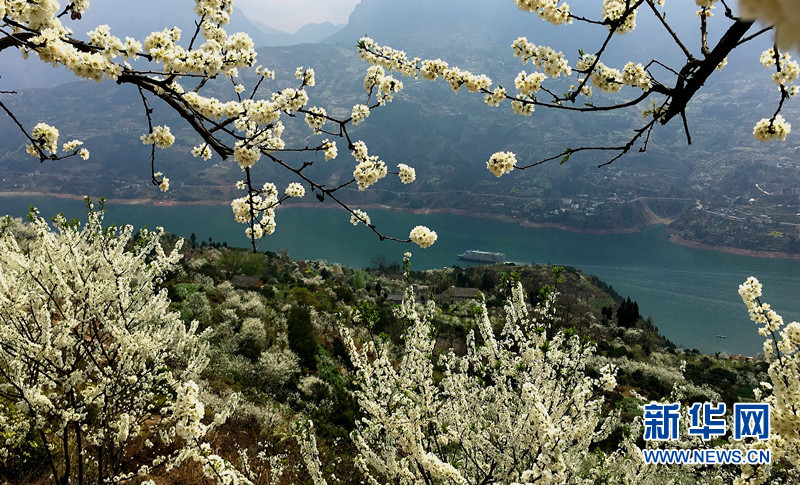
[0,1,343,90]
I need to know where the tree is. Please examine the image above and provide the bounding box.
[616,297,640,328]
[287,305,319,369]
[339,269,661,483]
[737,277,800,484]
[601,305,614,324]
[356,0,797,172]
[0,202,244,484]
[0,0,436,251]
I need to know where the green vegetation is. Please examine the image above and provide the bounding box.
[0,221,772,482]
[155,246,772,478]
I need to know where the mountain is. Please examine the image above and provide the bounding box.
[262,21,345,46]
[0,2,343,90]
[0,1,796,254]
[323,0,723,66]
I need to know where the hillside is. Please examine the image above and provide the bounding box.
[0,215,774,483]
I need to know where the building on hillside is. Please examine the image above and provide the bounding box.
[412,284,431,301]
[434,286,480,305]
[230,275,263,288]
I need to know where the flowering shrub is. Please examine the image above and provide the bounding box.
[0,202,241,484]
[340,267,659,483]
[737,277,800,483]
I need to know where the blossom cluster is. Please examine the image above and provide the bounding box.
[350,209,371,226]
[363,65,404,104]
[409,225,438,248]
[420,58,450,81]
[351,104,370,124]
[753,115,791,142]
[295,66,316,87]
[24,122,90,160]
[357,33,654,138]
[515,71,546,97]
[154,171,170,192]
[358,37,493,95]
[141,125,176,149]
[760,48,800,87]
[299,422,327,485]
[25,121,58,155]
[285,182,305,198]
[357,37,419,76]
[513,0,571,26]
[487,151,517,177]
[233,141,262,169]
[510,37,571,77]
[231,182,279,239]
[602,0,638,34]
[576,54,651,93]
[738,276,782,337]
[192,144,214,160]
[143,25,255,78]
[322,139,338,160]
[397,163,416,184]
[442,67,492,94]
[304,106,327,133]
[30,122,59,153]
[351,140,389,190]
[484,86,507,106]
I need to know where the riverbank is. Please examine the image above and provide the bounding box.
[667,234,800,261]
[2,191,797,260]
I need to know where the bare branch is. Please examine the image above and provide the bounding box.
[645,0,696,62]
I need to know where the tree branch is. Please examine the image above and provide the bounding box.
[661,19,753,125]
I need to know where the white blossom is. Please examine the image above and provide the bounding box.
[397,163,416,184]
[487,151,517,177]
[753,115,791,142]
[350,209,371,226]
[409,225,437,248]
[140,125,175,149]
[285,182,305,198]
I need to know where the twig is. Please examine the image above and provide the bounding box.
[646,0,696,62]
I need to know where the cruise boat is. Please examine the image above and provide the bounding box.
[457,250,506,263]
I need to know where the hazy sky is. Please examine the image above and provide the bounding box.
[236,0,361,33]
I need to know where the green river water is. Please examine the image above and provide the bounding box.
[2,196,798,356]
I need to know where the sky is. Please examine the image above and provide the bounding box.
[236,0,361,33]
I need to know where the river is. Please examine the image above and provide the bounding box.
[2,195,797,356]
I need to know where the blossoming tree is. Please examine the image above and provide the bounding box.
[0,0,436,251]
[340,264,663,484]
[736,277,800,484]
[0,202,247,485]
[356,0,798,174]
